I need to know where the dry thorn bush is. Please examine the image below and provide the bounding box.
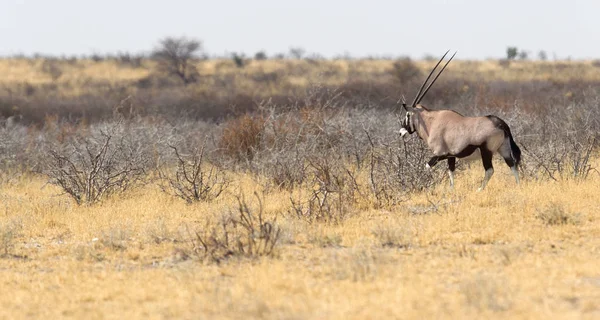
[365,128,443,208]
[44,126,149,205]
[517,103,600,181]
[99,227,130,251]
[390,57,422,83]
[158,144,229,203]
[522,134,597,181]
[462,274,513,312]
[0,219,23,258]
[536,203,579,226]
[289,155,362,224]
[188,193,281,263]
[146,220,184,245]
[219,114,266,162]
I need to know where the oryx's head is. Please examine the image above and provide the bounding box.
[399,104,417,137]
[399,50,456,138]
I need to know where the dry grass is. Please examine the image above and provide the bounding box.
[3,57,599,127]
[1,160,599,319]
[2,58,600,89]
[1,55,599,318]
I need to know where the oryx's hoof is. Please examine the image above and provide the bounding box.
[425,163,431,170]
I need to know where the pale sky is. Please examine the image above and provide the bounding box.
[1,0,598,59]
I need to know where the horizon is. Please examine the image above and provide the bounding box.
[2,0,599,60]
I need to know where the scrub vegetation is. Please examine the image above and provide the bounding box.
[1,44,599,318]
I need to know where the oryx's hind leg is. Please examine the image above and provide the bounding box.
[498,142,520,184]
[478,148,494,191]
[447,157,456,188]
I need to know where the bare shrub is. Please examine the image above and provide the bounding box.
[190,194,281,263]
[522,136,596,181]
[251,145,308,191]
[219,114,266,162]
[158,144,229,203]
[44,124,149,205]
[98,227,129,251]
[146,220,184,245]
[247,94,355,190]
[0,124,31,171]
[0,219,22,257]
[289,155,361,224]
[251,71,279,83]
[365,128,442,208]
[40,59,63,81]
[247,106,328,190]
[115,52,144,68]
[462,274,513,311]
[519,107,598,181]
[371,223,412,249]
[498,59,511,68]
[152,36,202,84]
[536,203,579,226]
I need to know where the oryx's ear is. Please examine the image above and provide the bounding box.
[403,104,415,113]
[399,94,408,112]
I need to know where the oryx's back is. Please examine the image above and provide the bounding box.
[425,110,505,157]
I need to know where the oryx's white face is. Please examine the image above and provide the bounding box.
[400,110,416,137]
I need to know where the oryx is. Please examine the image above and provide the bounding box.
[399,51,521,191]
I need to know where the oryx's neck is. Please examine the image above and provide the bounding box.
[414,110,433,141]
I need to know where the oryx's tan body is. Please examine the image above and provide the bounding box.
[415,108,505,157]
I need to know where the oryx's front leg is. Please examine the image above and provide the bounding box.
[426,156,442,170]
[447,157,456,188]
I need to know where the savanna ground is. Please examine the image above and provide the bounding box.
[1,55,600,319]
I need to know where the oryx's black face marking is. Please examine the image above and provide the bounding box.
[399,111,416,137]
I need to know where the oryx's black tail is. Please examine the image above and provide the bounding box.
[486,115,521,166]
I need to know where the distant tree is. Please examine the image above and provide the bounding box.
[391,57,422,83]
[232,52,246,68]
[307,53,325,61]
[289,47,306,59]
[518,50,529,60]
[506,47,518,60]
[538,50,548,61]
[152,36,202,84]
[254,51,268,60]
[422,54,436,61]
[90,53,104,62]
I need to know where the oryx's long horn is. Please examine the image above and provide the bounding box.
[411,50,450,108]
[416,51,457,105]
